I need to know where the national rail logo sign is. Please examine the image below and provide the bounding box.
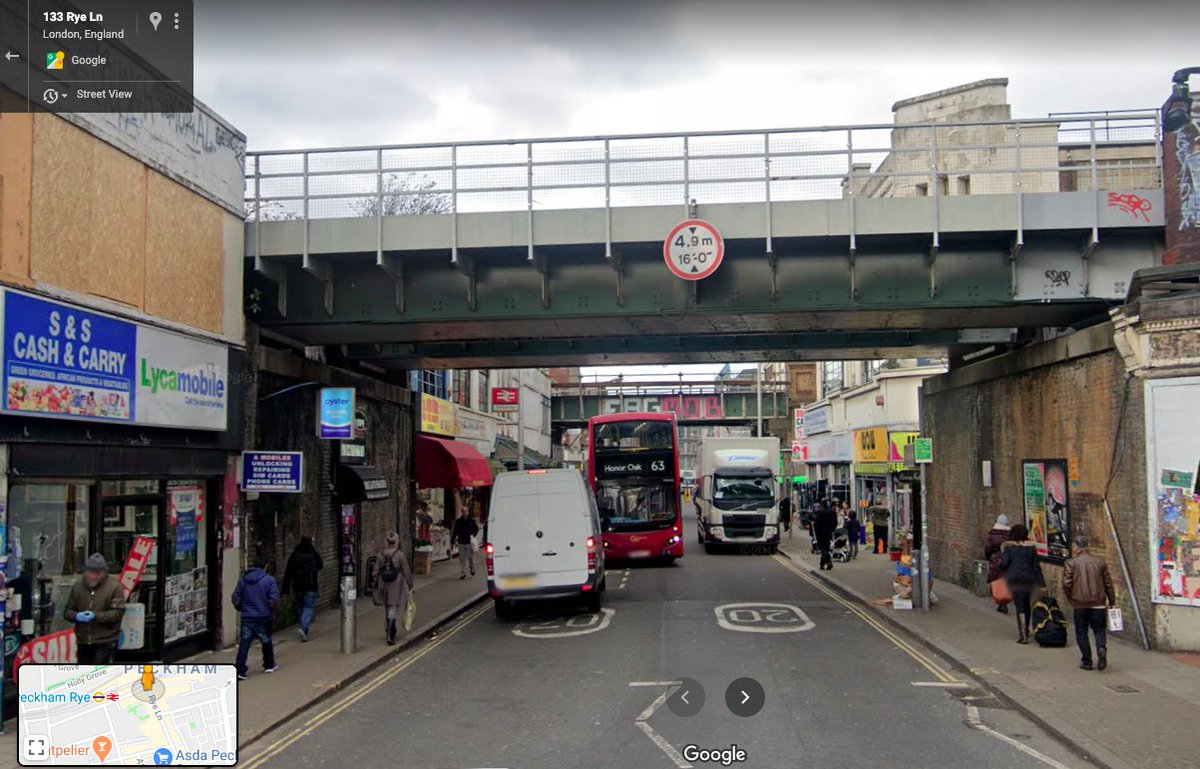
[663,219,724,280]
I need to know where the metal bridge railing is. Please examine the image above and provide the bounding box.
[245,113,1162,260]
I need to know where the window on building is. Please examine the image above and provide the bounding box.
[821,361,843,394]
[7,482,91,638]
[419,369,447,399]
[452,370,471,407]
[477,371,489,411]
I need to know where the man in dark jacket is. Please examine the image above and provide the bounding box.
[1063,535,1117,671]
[813,500,838,571]
[64,553,126,663]
[282,536,323,642]
[232,558,281,679]
[451,508,480,580]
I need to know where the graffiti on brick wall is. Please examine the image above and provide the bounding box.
[1178,114,1200,231]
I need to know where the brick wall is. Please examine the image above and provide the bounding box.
[921,325,1150,635]
[243,332,415,618]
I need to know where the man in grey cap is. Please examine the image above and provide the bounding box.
[1062,535,1116,671]
[64,553,127,663]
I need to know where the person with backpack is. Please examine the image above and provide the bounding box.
[1062,535,1116,670]
[998,523,1044,644]
[372,531,414,645]
[232,557,281,679]
[451,507,480,580]
[282,535,324,642]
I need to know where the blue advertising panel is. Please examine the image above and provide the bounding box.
[241,452,304,493]
[317,387,355,439]
[2,291,137,422]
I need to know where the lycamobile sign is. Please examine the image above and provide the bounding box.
[133,325,229,430]
[140,358,226,399]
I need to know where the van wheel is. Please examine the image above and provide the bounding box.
[584,592,602,613]
[599,575,607,592]
[493,597,513,620]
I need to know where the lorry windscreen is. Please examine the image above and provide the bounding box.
[712,476,774,511]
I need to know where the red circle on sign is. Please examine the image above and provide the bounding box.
[663,219,724,281]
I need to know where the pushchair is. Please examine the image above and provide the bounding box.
[811,527,851,561]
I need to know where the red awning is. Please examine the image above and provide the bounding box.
[416,435,493,489]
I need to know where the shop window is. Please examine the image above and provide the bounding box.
[102,479,161,497]
[164,482,209,644]
[7,483,91,638]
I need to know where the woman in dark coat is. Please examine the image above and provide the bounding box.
[998,523,1044,644]
[813,501,838,571]
[983,514,1011,614]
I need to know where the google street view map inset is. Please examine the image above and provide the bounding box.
[18,664,237,766]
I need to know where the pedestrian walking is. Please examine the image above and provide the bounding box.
[232,557,281,679]
[372,532,414,645]
[998,524,1044,644]
[452,508,480,579]
[814,499,838,571]
[63,553,126,664]
[844,510,861,559]
[871,505,890,554]
[282,535,324,641]
[779,495,792,535]
[1062,535,1116,671]
[984,514,1012,614]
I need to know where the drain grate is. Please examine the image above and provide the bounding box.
[1106,684,1140,694]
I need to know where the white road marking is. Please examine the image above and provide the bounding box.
[714,602,816,633]
[911,681,971,688]
[632,681,692,769]
[511,607,615,638]
[628,681,681,687]
[964,704,1074,768]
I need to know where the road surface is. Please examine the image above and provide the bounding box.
[239,513,1094,769]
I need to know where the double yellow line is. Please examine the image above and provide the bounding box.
[773,554,961,684]
[240,602,491,769]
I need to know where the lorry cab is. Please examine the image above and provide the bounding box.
[695,438,781,552]
[485,468,606,618]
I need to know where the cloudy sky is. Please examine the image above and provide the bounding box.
[195,0,1193,150]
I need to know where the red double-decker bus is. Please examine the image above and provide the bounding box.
[586,413,684,562]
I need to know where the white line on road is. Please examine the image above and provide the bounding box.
[911,681,971,688]
[628,681,681,687]
[964,704,1074,769]
[632,681,692,769]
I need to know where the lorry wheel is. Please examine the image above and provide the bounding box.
[584,592,602,613]
[704,542,717,555]
[493,597,513,620]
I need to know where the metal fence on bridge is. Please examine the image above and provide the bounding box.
[245,113,1161,231]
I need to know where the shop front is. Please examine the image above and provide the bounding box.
[415,395,493,564]
[0,287,242,689]
[800,432,852,507]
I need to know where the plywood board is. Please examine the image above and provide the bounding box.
[0,88,34,284]
[30,116,145,307]
[145,172,224,333]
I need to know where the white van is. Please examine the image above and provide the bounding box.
[485,468,606,618]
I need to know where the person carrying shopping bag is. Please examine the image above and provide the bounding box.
[998,524,1044,644]
[372,532,414,645]
[984,514,1012,614]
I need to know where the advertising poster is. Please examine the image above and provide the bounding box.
[1022,459,1070,562]
[170,487,200,554]
[1145,378,1200,606]
[317,387,355,439]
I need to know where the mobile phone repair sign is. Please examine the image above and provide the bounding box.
[241,451,304,493]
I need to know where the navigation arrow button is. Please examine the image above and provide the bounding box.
[665,677,704,717]
[4,51,20,62]
[740,690,750,705]
[725,677,765,717]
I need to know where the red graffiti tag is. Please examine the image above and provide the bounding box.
[1107,192,1152,221]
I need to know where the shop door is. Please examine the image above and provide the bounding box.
[99,486,163,658]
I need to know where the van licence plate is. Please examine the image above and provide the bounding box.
[498,575,536,589]
[628,550,651,559]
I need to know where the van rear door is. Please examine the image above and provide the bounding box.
[534,491,590,588]
[489,486,542,590]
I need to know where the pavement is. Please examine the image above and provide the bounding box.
[234,511,1098,769]
[777,538,1200,769]
[0,550,487,766]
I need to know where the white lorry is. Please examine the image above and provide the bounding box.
[694,437,781,553]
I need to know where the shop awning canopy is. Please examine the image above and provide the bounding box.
[416,435,493,489]
[336,464,391,502]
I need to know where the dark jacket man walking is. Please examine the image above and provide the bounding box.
[1062,536,1116,671]
[282,536,323,641]
[232,559,281,679]
[813,501,838,571]
[64,553,126,663]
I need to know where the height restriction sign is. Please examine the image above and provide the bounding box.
[663,219,724,280]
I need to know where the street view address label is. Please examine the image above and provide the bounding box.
[18,664,237,766]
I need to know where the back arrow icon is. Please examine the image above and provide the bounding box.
[740,690,750,705]
[4,51,19,61]
[680,691,689,705]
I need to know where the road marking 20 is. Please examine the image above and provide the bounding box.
[714,602,815,633]
[512,608,615,638]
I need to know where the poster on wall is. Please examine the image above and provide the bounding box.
[1021,459,1071,562]
[1146,378,1200,606]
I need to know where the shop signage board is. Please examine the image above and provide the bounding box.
[339,441,366,465]
[854,428,888,462]
[793,408,805,442]
[421,393,458,435]
[241,451,304,493]
[792,442,806,462]
[317,387,356,439]
[0,288,229,431]
[490,387,519,412]
[913,438,934,464]
[663,219,724,280]
[888,432,918,462]
[803,406,830,435]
